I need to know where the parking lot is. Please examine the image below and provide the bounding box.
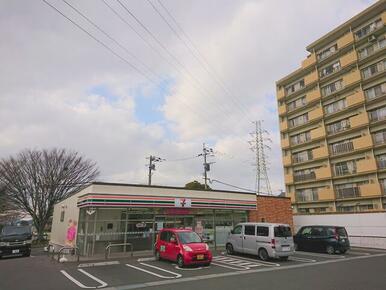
[1,247,386,290]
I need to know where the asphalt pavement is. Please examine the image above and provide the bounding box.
[0,247,386,290]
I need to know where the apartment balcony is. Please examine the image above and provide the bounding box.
[301,52,317,69]
[293,151,313,164]
[310,126,326,140]
[281,137,290,149]
[304,70,319,86]
[349,112,369,129]
[360,183,382,197]
[353,135,373,150]
[283,155,292,167]
[373,131,386,146]
[377,159,386,170]
[334,166,356,176]
[305,89,321,104]
[356,157,377,173]
[318,187,335,201]
[312,145,328,160]
[346,90,365,107]
[337,31,354,50]
[284,173,294,185]
[336,187,360,199]
[278,103,287,116]
[331,141,354,155]
[277,87,285,100]
[340,50,358,68]
[315,165,332,179]
[294,172,316,182]
[280,119,288,132]
[342,69,361,87]
[308,107,324,122]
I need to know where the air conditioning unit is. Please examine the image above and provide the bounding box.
[368,35,377,42]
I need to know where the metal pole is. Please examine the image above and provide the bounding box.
[148,155,153,185]
[203,143,208,189]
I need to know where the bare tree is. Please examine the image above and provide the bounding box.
[0,148,99,240]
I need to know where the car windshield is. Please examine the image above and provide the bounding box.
[274,226,292,237]
[336,227,347,237]
[1,226,31,236]
[177,232,202,244]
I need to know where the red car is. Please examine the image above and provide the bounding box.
[155,228,212,267]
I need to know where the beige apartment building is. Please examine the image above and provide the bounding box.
[277,1,386,214]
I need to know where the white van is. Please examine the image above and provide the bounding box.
[226,222,295,261]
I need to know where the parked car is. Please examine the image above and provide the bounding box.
[293,225,350,254]
[226,222,295,261]
[0,225,32,258]
[155,228,212,267]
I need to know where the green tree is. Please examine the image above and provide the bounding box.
[184,180,211,190]
[0,148,99,240]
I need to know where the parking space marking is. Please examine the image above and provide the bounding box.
[347,251,371,256]
[173,264,210,271]
[78,261,120,268]
[289,256,316,263]
[295,251,345,259]
[60,269,108,289]
[126,263,182,279]
[218,255,281,267]
[137,257,156,262]
[212,256,264,270]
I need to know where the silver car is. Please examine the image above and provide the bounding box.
[226,222,295,261]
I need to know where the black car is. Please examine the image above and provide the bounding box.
[0,225,32,258]
[294,225,350,254]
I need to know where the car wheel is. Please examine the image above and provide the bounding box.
[226,243,234,255]
[155,251,161,261]
[279,256,289,261]
[326,245,335,255]
[24,252,31,257]
[177,255,184,268]
[340,249,347,254]
[203,262,210,267]
[258,248,269,261]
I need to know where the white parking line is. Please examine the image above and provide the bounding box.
[173,264,210,271]
[60,269,108,289]
[211,262,254,270]
[217,255,281,267]
[212,256,263,270]
[126,263,182,279]
[295,251,345,259]
[289,256,316,263]
[347,251,371,256]
[137,257,156,262]
[78,261,120,268]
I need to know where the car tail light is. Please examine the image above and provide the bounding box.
[271,239,276,249]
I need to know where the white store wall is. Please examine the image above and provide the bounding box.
[294,213,386,249]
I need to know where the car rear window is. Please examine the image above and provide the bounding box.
[336,227,347,237]
[1,226,31,236]
[274,226,292,237]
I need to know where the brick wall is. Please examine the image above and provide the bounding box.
[248,196,293,228]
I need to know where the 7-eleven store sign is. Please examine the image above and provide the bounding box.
[174,198,192,208]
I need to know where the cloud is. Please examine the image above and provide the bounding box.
[0,0,375,193]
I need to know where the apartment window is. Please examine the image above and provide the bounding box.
[330,139,354,155]
[288,96,306,111]
[380,179,386,194]
[285,79,305,95]
[294,168,316,182]
[376,154,386,169]
[337,206,355,213]
[320,61,341,78]
[373,129,386,145]
[358,38,386,59]
[289,113,309,128]
[327,118,351,135]
[334,160,357,176]
[291,131,311,145]
[364,82,386,100]
[296,188,318,202]
[355,18,383,39]
[313,207,327,213]
[369,106,386,122]
[361,59,386,79]
[335,183,361,199]
[321,79,343,97]
[293,150,313,163]
[317,44,338,61]
[324,98,347,114]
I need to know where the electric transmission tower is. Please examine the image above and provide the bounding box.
[248,121,272,195]
[146,155,164,185]
[198,143,215,189]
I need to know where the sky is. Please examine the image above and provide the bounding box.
[0,0,376,194]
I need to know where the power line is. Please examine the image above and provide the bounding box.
[41,0,154,83]
[208,178,256,193]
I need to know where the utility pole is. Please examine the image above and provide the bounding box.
[146,155,163,185]
[198,143,215,189]
[248,121,272,195]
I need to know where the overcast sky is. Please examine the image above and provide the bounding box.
[0,0,375,193]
